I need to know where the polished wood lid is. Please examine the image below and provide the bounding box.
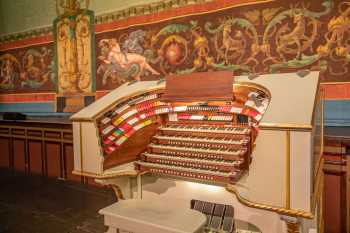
[162,71,234,102]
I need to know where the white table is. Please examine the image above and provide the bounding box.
[99,199,207,233]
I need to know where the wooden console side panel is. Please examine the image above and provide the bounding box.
[103,121,160,170]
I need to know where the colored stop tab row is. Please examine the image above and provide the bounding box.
[103,119,154,155]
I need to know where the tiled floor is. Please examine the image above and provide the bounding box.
[0,170,116,233]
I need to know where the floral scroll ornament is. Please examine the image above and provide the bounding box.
[317,1,350,75]
[150,23,192,75]
[263,1,333,73]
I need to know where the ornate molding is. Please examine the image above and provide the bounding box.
[226,185,314,219]
[0,0,268,45]
[109,184,125,200]
[72,169,139,179]
[0,0,210,45]
[95,0,212,25]
[0,26,53,45]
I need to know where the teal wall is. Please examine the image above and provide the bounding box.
[0,0,160,36]
[325,100,350,126]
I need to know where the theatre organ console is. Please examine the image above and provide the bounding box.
[71,71,324,233]
[94,71,268,185]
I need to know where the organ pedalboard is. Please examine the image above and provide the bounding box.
[191,199,235,233]
[96,72,270,185]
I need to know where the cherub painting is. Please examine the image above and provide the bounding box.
[97,30,159,87]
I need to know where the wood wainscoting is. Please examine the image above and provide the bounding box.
[0,120,99,185]
[323,127,350,233]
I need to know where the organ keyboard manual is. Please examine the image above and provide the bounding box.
[70,71,324,233]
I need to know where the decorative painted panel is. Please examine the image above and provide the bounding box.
[95,0,350,89]
[0,43,55,93]
[54,10,95,94]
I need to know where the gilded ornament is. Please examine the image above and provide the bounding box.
[243,10,260,25]
[193,58,202,67]
[206,57,214,66]
[193,36,208,49]
[166,43,182,65]
[317,45,330,57]
[328,16,350,30]
[262,8,282,25]
[335,46,348,57]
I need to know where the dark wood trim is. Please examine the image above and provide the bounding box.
[340,171,347,233]
[323,149,348,233]
[27,139,44,176]
[60,141,64,179]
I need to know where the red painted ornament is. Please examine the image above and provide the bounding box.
[165,43,181,65]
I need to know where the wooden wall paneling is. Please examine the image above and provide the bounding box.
[28,140,43,175]
[324,168,346,233]
[0,137,11,168]
[64,143,82,182]
[45,142,62,179]
[9,136,14,169]
[347,154,350,233]
[0,122,78,182]
[13,139,26,173]
[340,167,347,233]
[60,140,64,179]
[42,138,46,176]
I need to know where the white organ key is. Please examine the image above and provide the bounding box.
[121,109,138,119]
[139,113,146,119]
[115,104,129,114]
[133,123,144,130]
[154,135,245,145]
[127,117,138,125]
[173,106,187,112]
[160,125,251,135]
[149,144,245,155]
[190,115,204,120]
[115,136,127,145]
[101,117,111,124]
[102,125,114,135]
[136,161,234,177]
[143,153,239,167]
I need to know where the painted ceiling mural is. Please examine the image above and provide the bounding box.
[0,43,55,93]
[95,0,350,90]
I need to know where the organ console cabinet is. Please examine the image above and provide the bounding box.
[71,71,324,233]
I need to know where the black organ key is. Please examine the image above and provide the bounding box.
[202,202,215,227]
[210,204,226,230]
[193,200,204,212]
[222,205,235,232]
